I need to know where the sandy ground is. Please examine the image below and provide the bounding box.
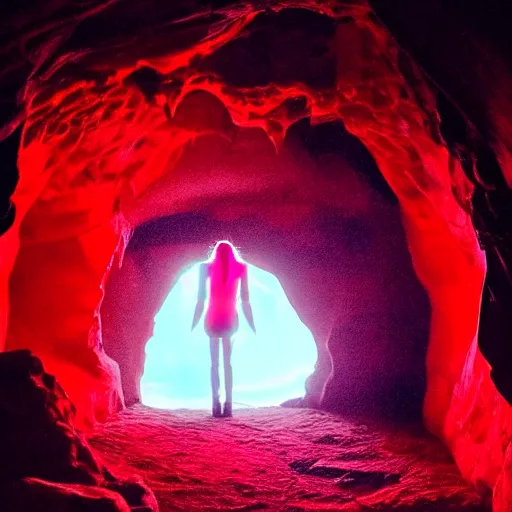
[88,405,488,512]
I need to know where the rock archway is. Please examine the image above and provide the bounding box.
[100,117,430,419]
[1,1,511,507]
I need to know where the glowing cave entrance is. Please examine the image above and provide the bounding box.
[141,262,317,409]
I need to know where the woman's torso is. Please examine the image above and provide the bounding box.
[205,260,244,324]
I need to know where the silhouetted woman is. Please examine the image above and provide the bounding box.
[191,241,256,417]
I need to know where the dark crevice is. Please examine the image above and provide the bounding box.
[0,124,21,236]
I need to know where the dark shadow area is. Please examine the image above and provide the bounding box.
[0,125,20,236]
[437,90,512,405]
[285,119,398,204]
[199,8,336,89]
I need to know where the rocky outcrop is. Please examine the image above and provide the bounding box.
[101,121,430,419]
[0,350,158,512]
[0,1,512,508]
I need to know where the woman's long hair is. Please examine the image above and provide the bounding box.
[208,240,241,285]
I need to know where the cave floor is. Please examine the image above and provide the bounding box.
[87,405,487,512]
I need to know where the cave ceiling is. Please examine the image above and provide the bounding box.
[1,0,449,231]
[1,1,511,216]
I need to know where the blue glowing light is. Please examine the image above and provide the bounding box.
[141,262,317,409]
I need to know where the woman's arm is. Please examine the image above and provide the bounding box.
[191,263,207,331]
[240,265,256,333]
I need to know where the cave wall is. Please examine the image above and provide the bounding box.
[368,0,512,187]
[0,1,511,507]
[6,184,130,425]
[366,2,512,506]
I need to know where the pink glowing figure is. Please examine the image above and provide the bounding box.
[191,241,256,417]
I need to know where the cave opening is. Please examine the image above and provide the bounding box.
[140,259,317,410]
[100,115,431,422]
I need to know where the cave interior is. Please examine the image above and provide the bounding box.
[1,1,512,511]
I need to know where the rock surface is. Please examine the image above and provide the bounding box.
[0,350,158,512]
[101,122,430,419]
[0,1,511,507]
[88,404,488,512]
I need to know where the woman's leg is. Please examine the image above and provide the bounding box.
[222,337,233,416]
[210,338,221,416]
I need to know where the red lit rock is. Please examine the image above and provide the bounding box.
[0,1,511,509]
[86,405,486,511]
